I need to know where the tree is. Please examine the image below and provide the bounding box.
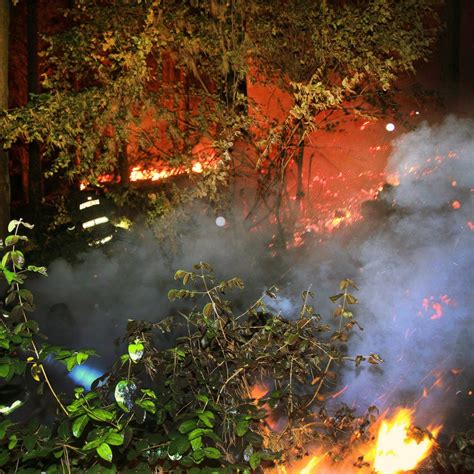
[245,0,442,240]
[0,0,441,238]
[0,0,10,238]
[26,0,43,212]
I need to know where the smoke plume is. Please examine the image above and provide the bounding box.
[29,115,473,428]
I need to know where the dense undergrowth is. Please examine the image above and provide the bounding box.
[0,220,472,473]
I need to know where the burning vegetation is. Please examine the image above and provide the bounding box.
[0,0,473,472]
[1,212,473,472]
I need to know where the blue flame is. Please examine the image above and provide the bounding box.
[68,365,103,391]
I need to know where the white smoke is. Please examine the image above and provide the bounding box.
[28,116,473,428]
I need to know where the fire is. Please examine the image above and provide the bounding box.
[299,455,324,474]
[250,383,269,401]
[129,159,205,182]
[80,155,213,189]
[266,407,442,474]
[372,408,440,474]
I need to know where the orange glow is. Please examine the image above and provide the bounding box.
[129,159,207,182]
[130,165,183,182]
[271,452,326,474]
[430,302,443,320]
[192,162,204,173]
[264,407,442,474]
[80,155,213,189]
[419,295,456,320]
[299,455,324,474]
[386,173,400,186]
[250,383,269,401]
[451,200,461,209]
[331,385,349,400]
[372,409,441,474]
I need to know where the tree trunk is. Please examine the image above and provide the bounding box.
[295,132,305,202]
[0,0,10,238]
[27,0,42,213]
[118,142,129,186]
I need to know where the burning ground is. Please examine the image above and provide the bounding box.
[29,116,474,472]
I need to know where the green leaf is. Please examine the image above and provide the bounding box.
[2,268,20,285]
[168,435,190,458]
[76,351,89,365]
[0,450,10,466]
[8,434,18,450]
[97,442,113,462]
[18,289,34,306]
[249,452,261,470]
[66,356,77,372]
[4,235,21,246]
[83,438,104,451]
[198,410,215,428]
[190,435,203,451]
[128,340,144,363]
[236,419,249,437]
[203,447,222,460]
[88,408,115,422]
[0,364,10,378]
[106,431,124,446]
[196,394,209,404]
[10,251,25,269]
[114,379,137,412]
[7,220,19,233]
[192,448,205,463]
[0,420,13,439]
[58,420,70,439]
[72,414,89,438]
[178,419,197,434]
[26,265,47,276]
[135,399,156,414]
[24,434,36,451]
[188,428,207,441]
[245,431,263,446]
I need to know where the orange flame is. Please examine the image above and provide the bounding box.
[250,383,269,401]
[372,408,440,474]
[267,407,442,474]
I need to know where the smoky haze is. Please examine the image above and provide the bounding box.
[30,115,473,428]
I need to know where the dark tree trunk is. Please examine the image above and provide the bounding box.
[295,132,305,202]
[443,0,461,98]
[118,143,129,186]
[0,0,10,238]
[27,0,42,213]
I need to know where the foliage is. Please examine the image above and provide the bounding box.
[433,430,474,473]
[246,0,442,236]
[0,219,471,472]
[0,0,441,242]
[0,220,387,472]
